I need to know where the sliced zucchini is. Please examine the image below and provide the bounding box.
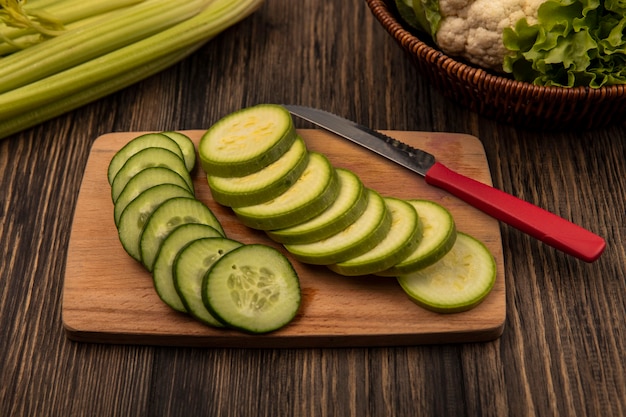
[266,168,369,244]
[202,244,301,334]
[376,200,457,277]
[107,133,185,185]
[328,197,423,276]
[284,189,392,265]
[199,104,297,177]
[233,152,339,230]
[140,197,225,271]
[113,166,194,226]
[111,147,193,203]
[152,223,223,313]
[117,184,194,262]
[160,131,196,172]
[174,237,243,327]
[397,232,496,313]
[207,136,309,208]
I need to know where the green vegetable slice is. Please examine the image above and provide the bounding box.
[117,185,194,262]
[233,152,339,230]
[113,166,193,226]
[266,168,369,244]
[152,223,223,313]
[174,237,243,327]
[207,136,309,208]
[198,104,297,177]
[110,146,193,203]
[202,244,301,334]
[376,200,456,277]
[397,232,496,313]
[140,197,225,271]
[107,132,185,185]
[284,189,391,265]
[160,131,197,172]
[328,197,423,276]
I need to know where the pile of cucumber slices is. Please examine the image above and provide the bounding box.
[199,104,497,314]
[108,130,301,334]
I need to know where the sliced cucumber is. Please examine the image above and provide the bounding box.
[284,189,392,265]
[117,184,194,262]
[266,168,369,244]
[113,167,194,226]
[140,197,225,271]
[397,232,496,313]
[199,104,297,177]
[376,200,457,277]
[174,237,243,327]
[111,147,193,203]
[328,197,423,276]
[207,136,309,208]
[233,152,339,230]
[152,223,223,313]
[160,131,196,172]
[107,133,185,185]
[202,244,301,334]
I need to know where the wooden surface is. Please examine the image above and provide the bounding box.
[63,129,505,347]
[1,0,625,416]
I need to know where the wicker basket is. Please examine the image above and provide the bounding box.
[366,0,626,130]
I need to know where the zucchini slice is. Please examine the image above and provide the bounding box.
[198,104,297,177]
[376,200,456,276]
[328,197,423,276]
[152,223,223,313]
[266,168,369,244]
[117,185,194,262]
[107,133,185,185]
[202,244,301,334]
[111,146,193,203]
[207,136,309,208]
[284,189,392,265]
[140,197,225,271]
[113,166,194,226]
[174,237,243,327]
[233,152,339,230]
[397,232,496,313]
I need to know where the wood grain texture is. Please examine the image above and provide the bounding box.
[1,0,625,416]
[63,129,505,347]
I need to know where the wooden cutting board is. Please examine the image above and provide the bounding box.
[63,129,506,347]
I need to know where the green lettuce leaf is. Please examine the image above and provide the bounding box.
[502,0,626,87]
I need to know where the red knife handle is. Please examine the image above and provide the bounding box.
[424,162,606,262]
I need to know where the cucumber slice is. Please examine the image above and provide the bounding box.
[207,136,309,208]
[174,237,243,327]
[266,168,369,244]
[111,147,193,203]
[376,200,457,277]
[202,244,301,334]
[107,133,185,185]
[160,131,196,172]
[284,189,392,265]
[117,184,194,262]
[113,167,194,226]
[328,197,423,276]
[152,223,223,313]
[199,104,297,177]
[397,232,496,313]
[140,197,225,271]
[233,152,339,230]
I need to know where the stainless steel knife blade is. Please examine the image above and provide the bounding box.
[283,104,606,262]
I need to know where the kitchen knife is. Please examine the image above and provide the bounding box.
[283,105,606,262]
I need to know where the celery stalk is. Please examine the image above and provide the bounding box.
[0,42,206,139]
[0,0,213,93]
[0,0,264,136]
